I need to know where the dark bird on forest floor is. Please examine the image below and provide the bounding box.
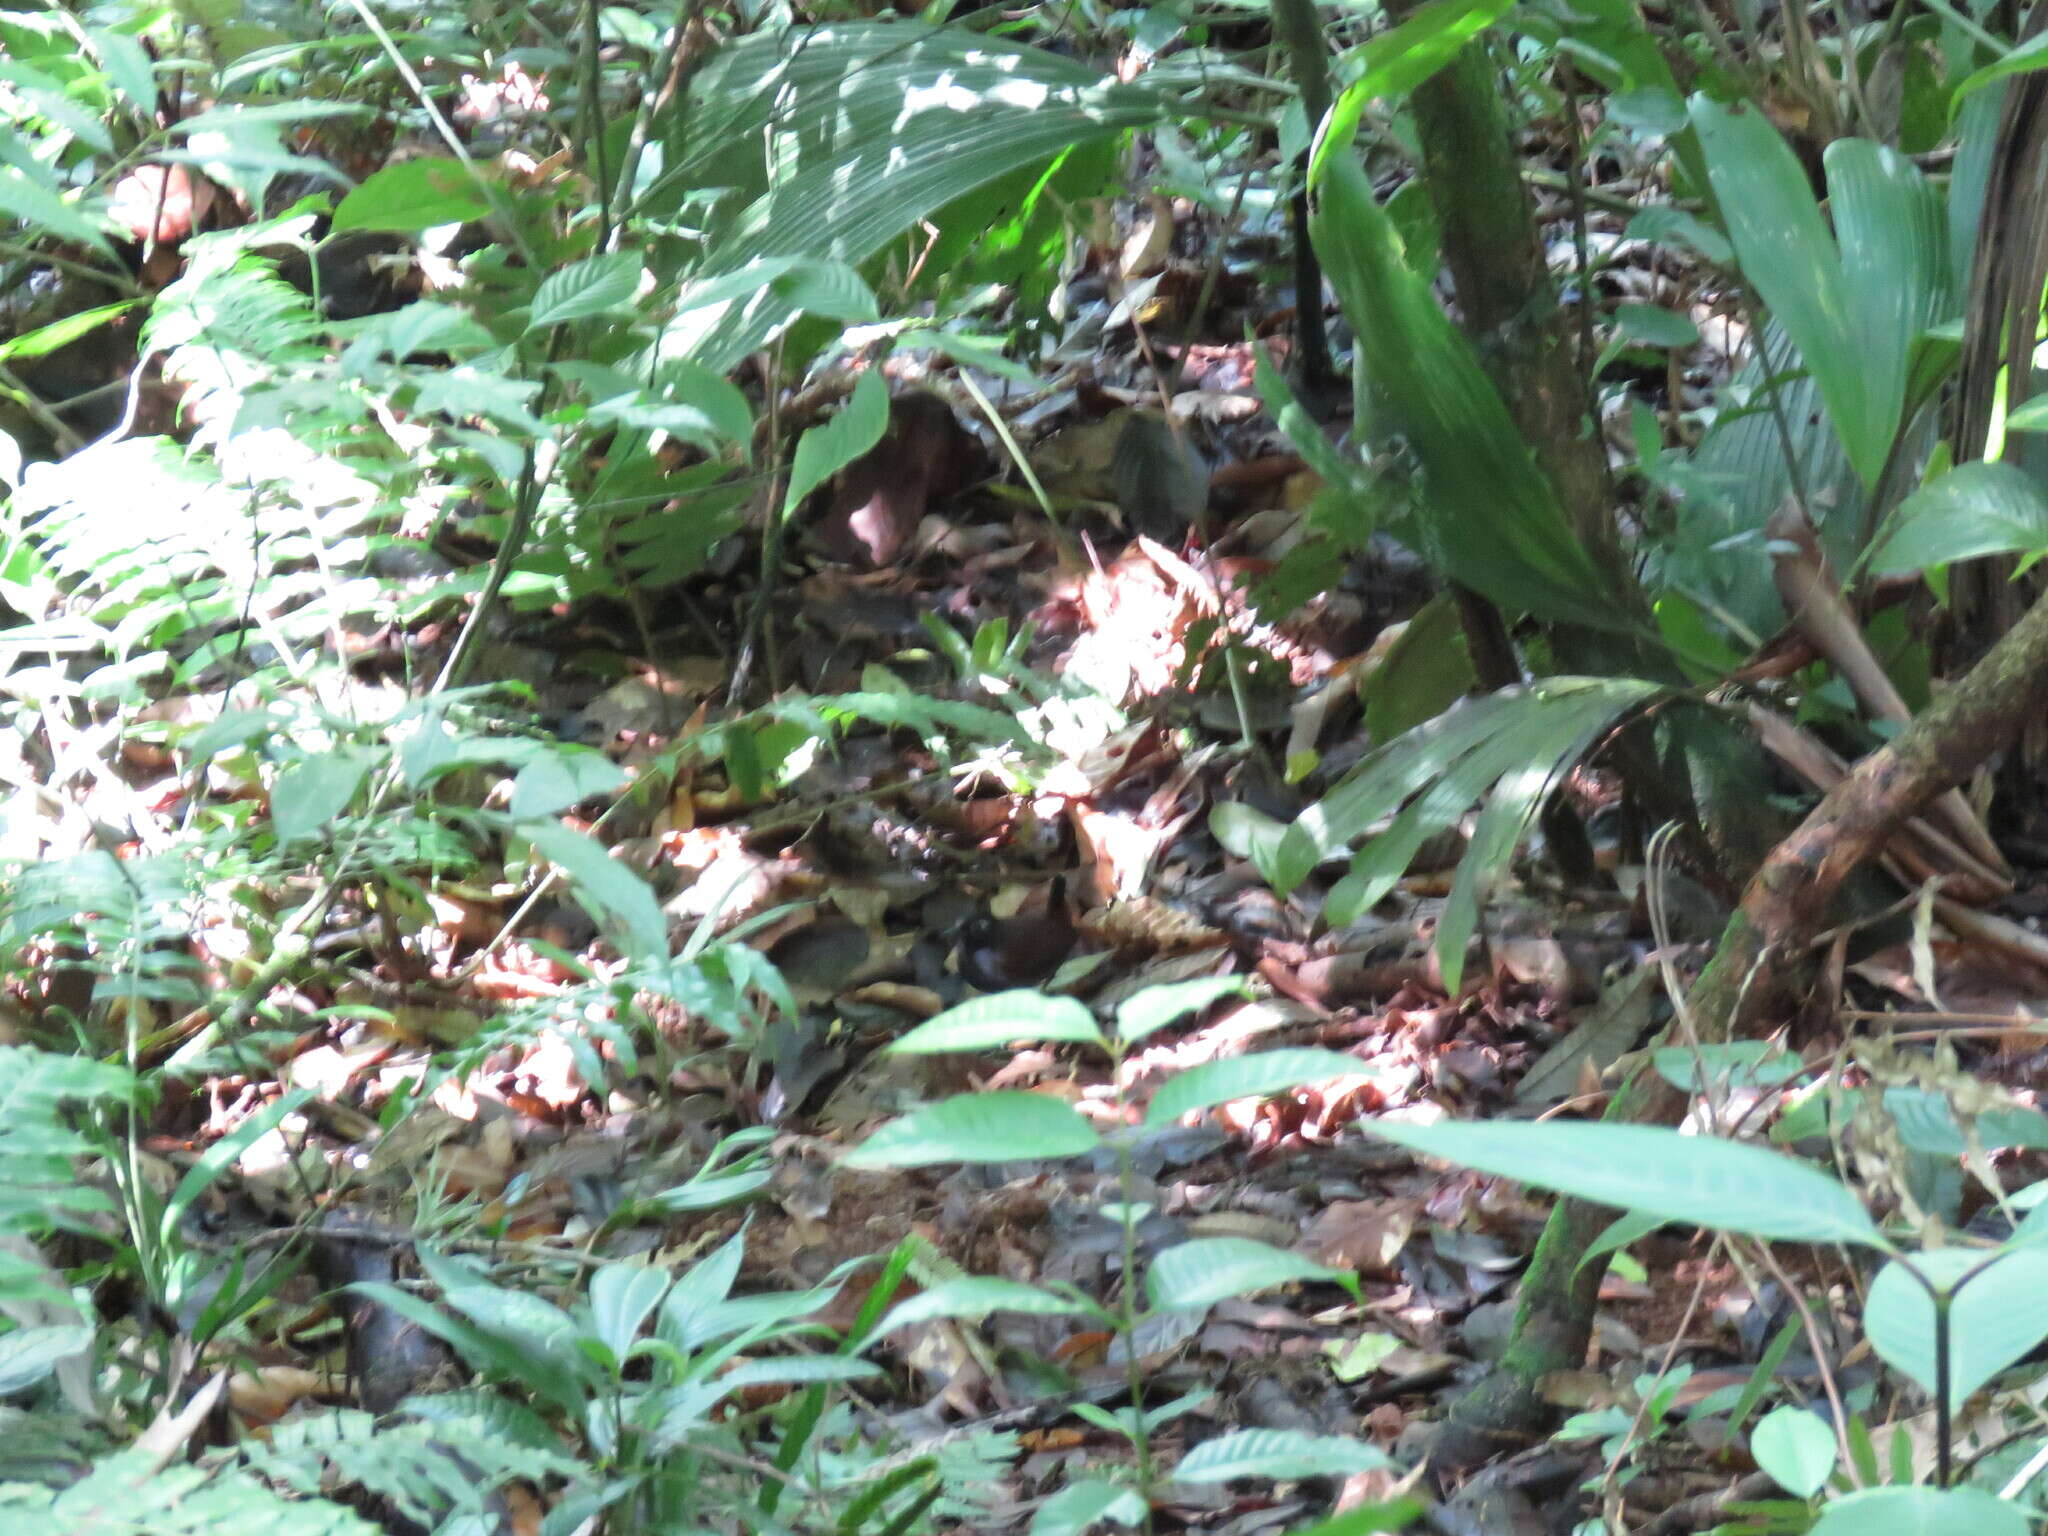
[955,876,1076,992]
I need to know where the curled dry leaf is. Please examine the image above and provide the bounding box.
[1302,1199,1419,1277]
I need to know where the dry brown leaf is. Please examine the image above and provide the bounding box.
[1301,1200,1418,1276]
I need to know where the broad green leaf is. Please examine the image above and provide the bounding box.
[0,301,139,364]
[666,257,878,363]
[879,1278,1098,1333]
[528,252,645,331]
[1691,101,1864,479]
[588,1263,671,1364]
[1028,1479,1146,1536]
[1360,595,1475,744]
[1209,802,1291,887]
[1116,977,1252,1043]
[1809,1486,2029,1536]
[782,370,889,522]
[1144,1049,1365,1127]
[1174,1428,1389,1482]
[1615,303,1699,349]
[1689,103,1947,493]
[164,1090,315,1245]
[654,360,754,452]
[1830,137,1951,446]
[1361,1120,1887,1247]
[1867,462,2048,576]
[1652,1041,1805,1095]
[659,1229,744,1349]
[1279,691,1517,888]
[270,751,371,841]
[1951,29,2048,115]
[1627,204,1733,263]
[172,101,372,135]
[1434,681,1661,990]
[1308,156,1624,631]
[1864,1247,2048,1409]
[522,821,668,963]
[1750,1405,1836,1498]
[717,1355,881,1387]
[1278,1499,1429,1536]
[90,28,158,116]
[1312,0,1516,188]
[1280,679,1663,979]
[889,992,1105,1054]
[1146,1238,1358,1312]
[1883,1087,2048,1156]
[913,329,1037,385]
[0,167,117,258]
[350,1281,588,1415]
[680,26,1163,272]
[509,750,627,820]
[1577,1210,1667,1276]
[332,157,490,233]
[0,1324,92,1395]
[841,1092,1101,1169]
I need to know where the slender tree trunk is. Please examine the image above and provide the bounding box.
[1393,22,1618,576]
[1270,0,1339,398]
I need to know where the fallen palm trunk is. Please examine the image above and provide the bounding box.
[1434,588,2048,1471]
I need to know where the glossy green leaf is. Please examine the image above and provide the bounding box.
[1616,303,1699,348]
[1950,29,2048,115]
[782,370,889,522]
[0,166,117,258]
[1146,1238,1358,1312]
[90,28,158,116]
[1809,1486,2028,1536]
[0,1325,92,1396]
[509,749,627,820]
[347,1280,589,1416]
[528,252,645,330]
[332,157,490,233]
[588,1263,671,1364]
[1116,977,1252,1044]
[1028,1479,1147,1536]
[1434,681,1661,990]
[841,1092,1101,1169]
[1278,680,1664,984]
[1309,155,1621,629]
[1362,1120,1887,1247]
[1867,462,2048,576]
[1883,1087,2048,1156]
[879,1278,1098,1333]
[1175,1428,1390,1482]
[1145,1049,1366,1127]
[889,991,1105,1054]
[522,821,669,962]
[1864,1247,2048,1409]
[680,28,1163,273]
[1689,102,1948,492]
[0,301,139,365]
[270,751,371,841]
[1750,1405,1836,1497]
[1276,1498,1428,1536]
[1312,0,1514,187]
